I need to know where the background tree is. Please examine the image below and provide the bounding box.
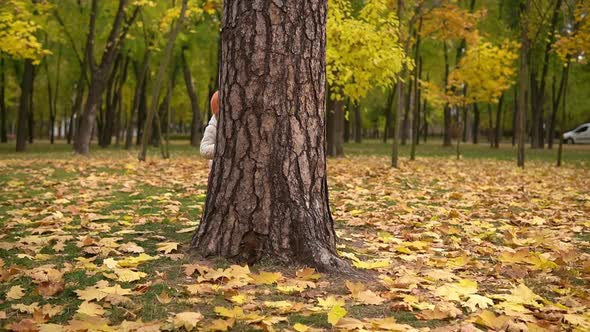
[326,0,406,157]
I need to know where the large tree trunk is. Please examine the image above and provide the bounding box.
[0,58,7,143]
[191,0,351,273]
[182,47,201,147]
[16,60,34,152]
[517,0,530,168]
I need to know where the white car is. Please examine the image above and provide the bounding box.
[563,123,590,144]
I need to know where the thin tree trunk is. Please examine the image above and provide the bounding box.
[517,0,530,168]
[16,60,34,152]
[327,99,345,157]
[512,87,517,146]
[344,101,350,143]
[443,42,452,147]
[410,56,421,160]
[353,103,361,143]
[531,0,562,150]
[126,58,146,149]
[472,103,480,144]
[494,93,504,148]
[182,47,201,147]
[0,58,7,143]
[139,0,187,161]
[191,0,353,273]
[488,104,494,148]
[383,86,395,143]
[28,72,35,144]
[401,79,412,146]
[422,98,428,143]
[548,65,567,149]
[556,64,569,167]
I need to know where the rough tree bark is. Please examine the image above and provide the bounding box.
[191,0,353,273]
[181,47,202,147]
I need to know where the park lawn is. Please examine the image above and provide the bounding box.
[0,145,589,331]
[0,139,589,165]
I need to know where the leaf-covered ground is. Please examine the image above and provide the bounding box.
[0,154,589,331]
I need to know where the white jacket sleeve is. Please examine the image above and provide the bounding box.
[200,116,217,160]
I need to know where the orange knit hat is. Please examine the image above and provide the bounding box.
[211,91,219,116]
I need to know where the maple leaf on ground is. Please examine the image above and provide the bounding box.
[435,279,478,302]
[67,316,112,331]
[37,281,64,298]
[6,319,38,332]
[156,242,178,254]
[355,289,386,305]
[11,303,40,314]
[317,296,345,309]
[352,258,391,270]
[464,294,494,312]
[249,271,283,285]
[7,285,25,300]
[336,317,365,330]
[117,253,158,268]
[171,312,203,331]
[416,302,462,320]
[492,283,545,308]
[327,305,347,326]
[118,242,144,254]
[296,268,321,280]
[472,310,511,330]
[77,302,105,317]
[205,318,235,331]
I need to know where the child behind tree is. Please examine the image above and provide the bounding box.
[200,91,219,166]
